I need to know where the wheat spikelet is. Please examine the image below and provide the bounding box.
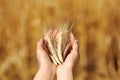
[57,31,63,62]
[43,22,73,65]
[46,34,61,64]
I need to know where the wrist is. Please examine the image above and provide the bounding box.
[40,67,55,77]
[57,67,73,80]
[57,71,73,80]
[34,68,55,80]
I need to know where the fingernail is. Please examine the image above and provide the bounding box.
[75,40,78,44]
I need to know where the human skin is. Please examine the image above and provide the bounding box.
[33,38,57,80]
[34,30,79,80]
[57,33,80,80]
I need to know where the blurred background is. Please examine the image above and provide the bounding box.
[0,0,120,80]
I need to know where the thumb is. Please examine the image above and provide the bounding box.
[37,38,45,52]
[37,38,49,58]
[73,40,79,51]
[64,40,79,64]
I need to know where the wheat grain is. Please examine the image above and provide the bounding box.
[43,22,73,65]
[46,34,62,64]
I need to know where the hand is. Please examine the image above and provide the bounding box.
[34,30,57,80]
[57,33,80,80]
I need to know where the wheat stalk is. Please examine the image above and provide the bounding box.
[46,34,61,64]
[57,31,63,63]
[43,22,73,65]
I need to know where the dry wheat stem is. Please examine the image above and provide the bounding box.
[46,34,62,64]
[43,22,73,65]
[57,31,63,63]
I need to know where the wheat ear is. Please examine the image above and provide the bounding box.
[50,55,57,65]
[57,31,63,63]
[46,34,61,64]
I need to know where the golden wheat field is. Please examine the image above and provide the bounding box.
[0,0,120,80]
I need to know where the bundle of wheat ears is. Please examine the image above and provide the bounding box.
[43,23,73,65]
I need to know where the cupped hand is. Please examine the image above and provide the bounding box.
[57,32,80,80]
[37,38,56,70]
[34,30,57,80]
[34,30,80,80]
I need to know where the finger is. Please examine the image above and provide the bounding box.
[64,40,79,64]
[37,38,49,55]
[70,32,75,45]
[44,29,53,40]
[37,39,51,60]
[43,40,49,53]
[43,30,52,52]
[63,44,72,60]
[52,29,58,38]
[73,40,79,51]
[37,38,44,51]
[44,39,48,47]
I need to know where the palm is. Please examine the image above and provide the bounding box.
[37,38,57,70]
[57,32,79,73]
